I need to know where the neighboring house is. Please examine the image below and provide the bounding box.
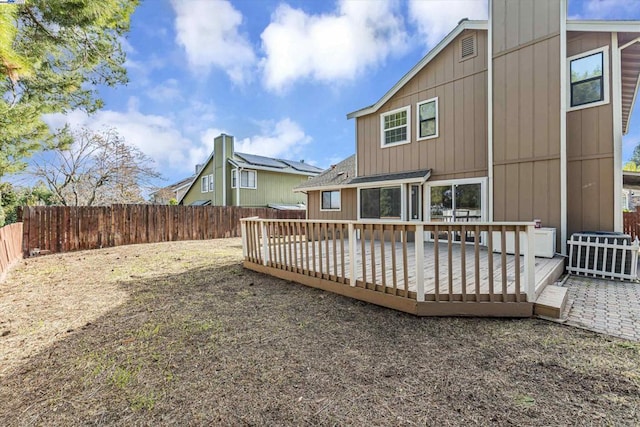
[151,174,195,204]
[296,0,640,254]
[179,133,323,207]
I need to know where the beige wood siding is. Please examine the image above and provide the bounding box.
[307,188,357,221]
[355,30,488,181]
[491,0,562,247]
[566,32,614,235]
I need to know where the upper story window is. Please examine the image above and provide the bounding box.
[201,174,213,193]
[321,190,341,211]
[568,46,609,111]
[417,97,438,140]
[240,170,256,189]
[380,106,410,147]
[232,169,257,189]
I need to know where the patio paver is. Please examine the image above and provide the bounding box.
[560,276,640,342]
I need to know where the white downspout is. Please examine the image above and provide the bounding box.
[236,168,241,206]
[559,0,568,254]
[487,0,494,222]
[612,32,623,232]
[222,134,227,206]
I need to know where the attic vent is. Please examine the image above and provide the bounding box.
[460,34,476,61]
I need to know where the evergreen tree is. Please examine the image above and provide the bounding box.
[0,0,139,177]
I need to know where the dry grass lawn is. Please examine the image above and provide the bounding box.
[0,238,639,426]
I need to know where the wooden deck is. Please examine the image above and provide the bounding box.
[242,219,566,317]
[264,238,564,300]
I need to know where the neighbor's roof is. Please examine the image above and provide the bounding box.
[295,155,356,191]
[347,19,487,119]
[231,152,323,175]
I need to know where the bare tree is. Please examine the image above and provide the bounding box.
[31,128,161,206]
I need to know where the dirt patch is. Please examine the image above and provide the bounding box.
[0,238,639,425]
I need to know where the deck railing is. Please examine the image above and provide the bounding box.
[241,218,537,304]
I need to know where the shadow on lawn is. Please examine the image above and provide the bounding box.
[1,259,639,426]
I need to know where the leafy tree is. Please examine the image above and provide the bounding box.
[31,127,161,206]
[0,0,139,177]
[629,144,640,167]
[623,161,639,172]
[0,181,55,226]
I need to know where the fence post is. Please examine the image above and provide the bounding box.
[261,221,269,266]
[524,225,536,301]
[348,222,356,286]
[415,224,425,302]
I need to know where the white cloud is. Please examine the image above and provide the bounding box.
[260,0,408,92]
[171,0,256,84]
[43,99,207,177]
[146,79,183,102]
[408,0,487,48]
[235,118,312,159]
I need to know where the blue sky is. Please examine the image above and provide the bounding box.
[45,0,640,188]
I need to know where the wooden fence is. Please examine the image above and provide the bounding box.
[623,209,640,240]
[0,222,24,282]
[22,205,305,256]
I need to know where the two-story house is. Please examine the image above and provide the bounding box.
[297,0,640,254]
[180,133,323,208]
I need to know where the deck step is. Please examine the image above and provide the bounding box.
[534,285,568,318]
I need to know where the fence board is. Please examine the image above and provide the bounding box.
[0,223,24,282]
[21,205,305,256]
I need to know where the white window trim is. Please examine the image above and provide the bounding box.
[208,174,214,192]
[231,169,237,189]
[567,45,610,112]
[201,176,208,193]
[380,106,411,148]
[357,184,406,222]
[408,183,422,221]
[240,169,257,189]
[416,97,439,141]
[320,189,341,212]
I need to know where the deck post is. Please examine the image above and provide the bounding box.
[260,221,269,266]
[524,224,536,301]
[240,220,248,259]
[348,222,356,286]
[415,224,425,302]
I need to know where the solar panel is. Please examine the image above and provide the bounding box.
[279,159,323,173]
[235,152,285,168]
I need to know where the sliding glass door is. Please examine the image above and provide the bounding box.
[428,180,484,243]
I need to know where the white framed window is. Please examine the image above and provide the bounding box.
[359,186,402,219]
[320,190,341,211]
[416,97,438,140]
[240,170,256,189]
[380,106,410,147]
[568,46,609,111]
[231,169,237,188]
[201,176,208,193]
[208,174,214,192]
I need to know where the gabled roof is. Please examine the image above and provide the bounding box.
[295,155,355,191]
[347,19,488,119]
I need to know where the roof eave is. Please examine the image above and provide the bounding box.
[567,20,640,32]
[346,20,488,119]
